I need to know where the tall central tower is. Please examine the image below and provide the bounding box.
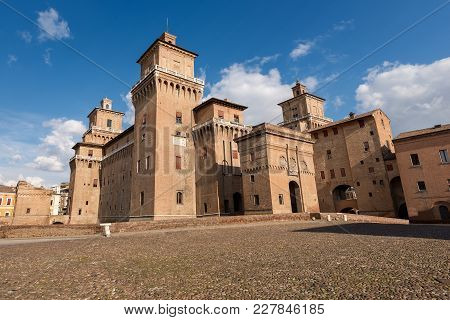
[130,32,204,219]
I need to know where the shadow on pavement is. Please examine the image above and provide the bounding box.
[292,223,450,241]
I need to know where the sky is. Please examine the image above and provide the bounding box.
[1,0,449,187]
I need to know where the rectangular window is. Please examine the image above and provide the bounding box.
[176,191,183,204]
[372,180,376,185]
[323,130,328,137]
[320,171,325,180]
[410,153,420,166]
[136,160,140,173]
[233,114,240,123]
[358,119,365,128]
[26,208,31,214]
[250,152,255,161]
[140,192,144,206]
[386,164,393,171]
[0,198,2,205]
[326,149,332,159]
[176,156,181,170]
[333,128,338,135]
[88,149,93,157]
[145,156,150,170]
[175,112,182,124]
[107,119,112,128]
[88,162,92,168]
[232,150,239,159]
[330,169,335,179]
[85,201,89,205]
[439,149,449,163]
[278,194,284,205]
[380,180,384,186]
[376,157,380,162]
[340,168,346,177]
[250,175,255,182]
[370,130,374,136]
[253,195,260,206]
[78,209,81,215]
[368,192,373,197]
[93,179,98,187]
[363,141,370,152]
[417,181,426,192]
[218,110,224,119]
[313,133,319,139]
[368,167,375,173]
[7,198,12,206]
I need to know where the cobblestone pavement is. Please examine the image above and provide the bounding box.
[0,221,448,299]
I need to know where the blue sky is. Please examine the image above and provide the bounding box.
[1,0,449,186]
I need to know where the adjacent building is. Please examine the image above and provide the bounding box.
[393,124,450,222]
[308,110,405,218]
[13,181,53,225]
[0,185,16,219]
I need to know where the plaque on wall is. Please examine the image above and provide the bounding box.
[172,136,187,147]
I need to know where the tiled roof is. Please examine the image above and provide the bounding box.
[0,185,15,193]
[309,109,384,132]
[393,123,450,141]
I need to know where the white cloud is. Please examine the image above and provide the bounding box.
[301,76,319,91]
[18,30,32,43]
[29,155,64,172]
[332,96,344,108]
[333,19,354,31]
[11,154,22,161]
[0,174,44,188]
[37,8,71,41]
[356,58,450,134]
[290,42,313,60]
[24,176,45,187]
[121,92,135,125]
[206,63,291,124]
[7,54,17,65]
[43,48,52,66]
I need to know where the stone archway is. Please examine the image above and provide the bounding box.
[289,181,301,213]
[390,176,406,218]
[332,185,357,213]
[397,203,408,219]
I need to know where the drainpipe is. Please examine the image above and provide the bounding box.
[296,145,306,213]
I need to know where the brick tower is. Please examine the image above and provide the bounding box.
[130,32,204,219]
[68,98,124,224]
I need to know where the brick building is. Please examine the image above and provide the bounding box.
[393,124,450,223]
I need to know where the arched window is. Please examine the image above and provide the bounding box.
[176,191,183,204]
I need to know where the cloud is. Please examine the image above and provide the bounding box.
[37,8,70,41]
[301,76,319,91]
[0,174,44,188]
[28,155,64,172]
[290,42,313,60]
[18,30,32,43]
[11,154,22,161]
[333,19,354,31]
[206,62,291,124]
[43,48,52,66]
[121,92,135,125]
[332,96,344,108]
[355,58,450,134]
[7,54,17,65]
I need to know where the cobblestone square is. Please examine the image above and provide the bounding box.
[0,221,448,299]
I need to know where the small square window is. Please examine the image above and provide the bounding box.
[386,164,393,171]
[417,181,426,192]
[376,157,380,162]
[333,128,338,135]
[372,180,376,185]
[370,130,374,136]
[250,175,255,182]
[218,110,224,119]
[175,112,182,124]
[233,114,240,123]
[85,201,89,205]
[439,149,449,163]
[368,192,373,197]
[107,119,112,128]
[368,167,375,173]
[356,181,361,186]
[320,171,325,180]
[358,119,365,128]
[410,153,420,166]
[330,169,335,179]
[360,160,364,165]
[26,208,31,214]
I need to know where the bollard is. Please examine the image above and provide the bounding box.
[99,223,112,237]
[327,215,331,222]
[344,214,348,222]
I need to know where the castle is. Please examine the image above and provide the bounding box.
[65,32,449,224]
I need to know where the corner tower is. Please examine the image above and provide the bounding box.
[130,32,204,219]
[278,81,332,132]
[68,98,124,224]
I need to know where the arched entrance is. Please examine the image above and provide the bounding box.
[332,185,357,213]
[390,176,406,218]
[397,203,408,219]
[433,202,450,220]
[289,181,301,213]
[233,192,242,213]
